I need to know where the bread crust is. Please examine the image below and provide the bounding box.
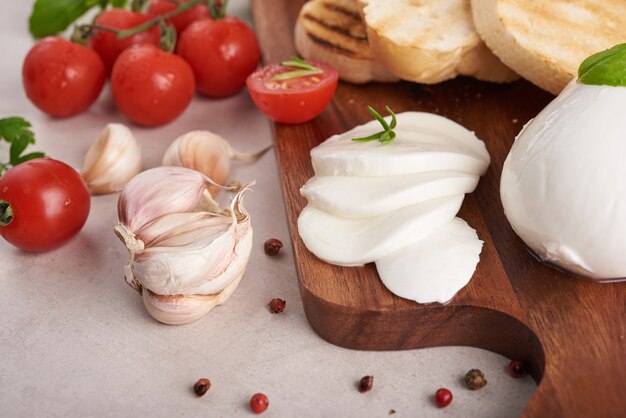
[294,0,399,84]
[472,0,626,94]
[362,0,517,84]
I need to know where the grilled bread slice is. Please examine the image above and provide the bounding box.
[360,0,518,84]
[472,0,626,95]
[294,0,399,84]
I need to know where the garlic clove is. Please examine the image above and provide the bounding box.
[81,123,142,195]
[118,166,235,234]
[162,130,270,196]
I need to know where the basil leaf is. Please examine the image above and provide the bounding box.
[578,43,626,87]
[9,135,31,165]
[29,0,104,38]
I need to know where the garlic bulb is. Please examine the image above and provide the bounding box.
[114,166,254,325]
[162,130,270,196]
[81,123,142,195]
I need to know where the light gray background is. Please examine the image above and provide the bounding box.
[0,1,534,416]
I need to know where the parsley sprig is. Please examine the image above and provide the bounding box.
[352,106,397,144]
[0,117,45,176]
[273,56,323,81]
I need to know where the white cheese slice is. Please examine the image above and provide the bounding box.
[376,218,483,304]
[311,112,490,177]
[297,194,463,266]
[300,170,479,218]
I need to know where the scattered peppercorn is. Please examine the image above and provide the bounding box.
[250,393,269,414]
[508,359,525,378]
[268,298,286,313]
[465,369,487,390]
[358,375,374,393]
[389,409,396,415]
[435,388,453,408]
[264,238,283,256]
[193,378,211,397]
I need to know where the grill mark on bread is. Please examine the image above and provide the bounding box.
[303,13,368,42]
[322,2,362,20]
[306,32,358,56]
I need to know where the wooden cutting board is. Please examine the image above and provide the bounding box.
[251,1,626,416]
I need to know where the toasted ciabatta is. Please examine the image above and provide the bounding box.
[294,0,399,84]
[360,0,518,84]
[471,0,626,95]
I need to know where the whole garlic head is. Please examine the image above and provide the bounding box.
[81,123,142,195]
[162,130,270,196]
[114,166,254,324]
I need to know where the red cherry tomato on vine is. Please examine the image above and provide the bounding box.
[147,0,210,33]
[246,60,338,123]
[89,9,160,76]
[22,37,105,117]
[177,17,260,97]
[112,44,195,127]
[0,158,90,252]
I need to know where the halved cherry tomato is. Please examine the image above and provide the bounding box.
[0,158,90,252]
[147,0,210,33]
[111,44,195,127]
[246,60,338,124]
[177,17,260,97]
[89,9,161,76]
[22,37,105,117]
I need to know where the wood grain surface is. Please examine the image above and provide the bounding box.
[251,1,626,416]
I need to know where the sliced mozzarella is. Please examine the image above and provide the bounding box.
[297,194,463,267]
[376,218,483,304]
[300,171,479,218]
[311,112,490,177]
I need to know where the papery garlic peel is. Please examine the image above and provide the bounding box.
[114,166,254,325]
[81,123,142,195]
[162,130,270,196]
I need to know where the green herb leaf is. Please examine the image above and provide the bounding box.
[351,106,398,145]
[578,43,626,87]
[273,56,323,81]
[29,0,105,38]
[0,117,45,175]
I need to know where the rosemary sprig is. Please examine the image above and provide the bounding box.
[273,56,322,81]
[352,106,397,144]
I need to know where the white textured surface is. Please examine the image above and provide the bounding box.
[0,1,534,416]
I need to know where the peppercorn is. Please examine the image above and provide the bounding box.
[193,378,211,397]
[435,388,452,408]
[250,393,269,414]
[508,359,525,378]
[465,369,487,390]
[268,298,286,314]
[264,238,283,256]
[358,375,374,393]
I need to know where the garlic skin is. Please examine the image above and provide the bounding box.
[115,166,254,325]
[81,123,142,195]
[162,130,270,196]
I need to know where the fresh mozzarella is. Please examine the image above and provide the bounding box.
[501,81,626,281]
[300,171,479,218]
[297,194,463,266]
[376,218,483,304]
[311,112,490,177]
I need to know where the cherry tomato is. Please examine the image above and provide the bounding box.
[177,17,260,97]
[89,9,160,76]
[0,158,90,252]
[147,0,210,33]
[22,37,105,117]
[112,44,195,126]
[246,60,338,123]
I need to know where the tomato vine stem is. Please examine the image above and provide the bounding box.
[0,200,13,227]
